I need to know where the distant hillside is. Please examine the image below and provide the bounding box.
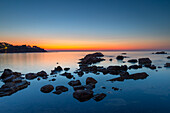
[0,42,47,53]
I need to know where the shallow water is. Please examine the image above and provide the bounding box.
[0,51,170,113]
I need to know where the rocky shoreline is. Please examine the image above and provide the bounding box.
[0,52,169,102]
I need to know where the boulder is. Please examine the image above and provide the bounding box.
[40,84,54,93]
[129,65,142,69]
[138,58,152,65]
[73,85,85,91]
[164,63,170,67]
[116,55,124,60]
[112,87,120,91]
[68,80,81,86]
[93,93,106,102]
[86,77,97,85]
[1,69,13,79]
[167,56,170,59]
[84,83,95,90]
[73,90,94,102]
[64,68,70,71]
[25,73,37,80]
[37,71,48,77]
[154,51,167,54]
[60,72,73,79]
[55,86,68,92]
[149,65,156,69]
[128,59,137,63]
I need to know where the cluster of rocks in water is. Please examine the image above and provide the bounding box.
[0,51,169,101]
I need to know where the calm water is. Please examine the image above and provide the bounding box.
[0,51,170,113]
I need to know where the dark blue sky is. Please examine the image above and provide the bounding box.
[0,0,170,50]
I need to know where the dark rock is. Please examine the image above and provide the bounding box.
[37,78,40,81]
[40,84,54,93]
[158,66,162,68]
[51,78,56,81]
[51,66,63,74]
[164,63,170,67]
[138,58,152,65]
[0,80,29,97]
[53,90,62,95]
[86,77,97,85]
[116,55,124,60]
[68,80,81,86]
[37,71,48,77]
[60,72,73,79]
[93,93,106,102]
[101,86,106,89]
[122,53,127,55]
[2,75,18,83]
[55,86,68,92]
[120,72,129,77]
[112,87,119,91]
[129,65,142,69]
[73,90,94,102]
[73,85,85,91]
[167,56,170,59]
[79,52,105,65]
[154,51,167,54]
[84,83,95,90]
[107,72,149,82]
[109,59,112,61]
[25,73,37,80]
[64,68,70,71]
[55,66,63,71]
[149,65,156,69]
[1,69,13,79]
[128,59,137,63]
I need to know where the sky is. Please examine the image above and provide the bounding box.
[0,0,170,50]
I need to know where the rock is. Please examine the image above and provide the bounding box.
[149,65,156,69]
[84,83,95,90]
[0,80,29,97]
[101,86,106,89]
[120,72,129,77]
[93,93,106,102]
[77,71,84,77]
[73,85,85,91]
[116,55,124,60]
[86,77,97,85]
[107,72,149,81]
[51,66,63,74]
[2,75,19,83]
[37,71,48,77]
[109,59,112,61]
[40,84,54,93]
[64,68,70,71]
[129,65,142,69]
[25,73,37,80]
[122,53,127,55]
[164,63,170,67]
[51,78,56,81]
[128,59,137,63]
[79,52,105,65]
[158,66,162,68]
[138,58,152,65]
[37,78,40,81]
[167,56,170,59]
[73,90,94,102]
[112,87,119,91]
[68,80,81,86]
[55,86,68,92]
[154,51,167,54]
[60,72,73,79]
[53,90,62,95]
[1,69,13,79]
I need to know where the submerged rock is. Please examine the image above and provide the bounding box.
[73,90,94,102]
[112,87,120,91]
[164,63,170,67]
[128,59,137,63]
[73,85,85,91]
[68,80,81,86]
[86,77,97,85]
[129,65,142,69]
[93,93,106,102]
[40,84,54,93]
[55,86,68,92]
[138,58,152,65]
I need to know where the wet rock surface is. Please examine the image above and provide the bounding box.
[116,55,124,60]
[138,58,152,65]
[73,90,94,102]
[60,72,74,79]
[51,66,63,74]
[107,72,149,82]
[167,56,170,59]
[25,73,37,80]
[153,51,167,54]
[68,80,81,86]
[93,93,106,102]
[128,59,138,63]
[86,77,97,85]
[40,84,54,93]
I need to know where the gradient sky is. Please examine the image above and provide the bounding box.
[0,0,170,50]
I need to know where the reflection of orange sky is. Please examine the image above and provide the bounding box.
[0,35,170,50]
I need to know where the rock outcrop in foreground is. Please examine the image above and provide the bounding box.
[0,42,47,53]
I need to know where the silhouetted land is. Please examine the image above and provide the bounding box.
[0,42,47,53]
